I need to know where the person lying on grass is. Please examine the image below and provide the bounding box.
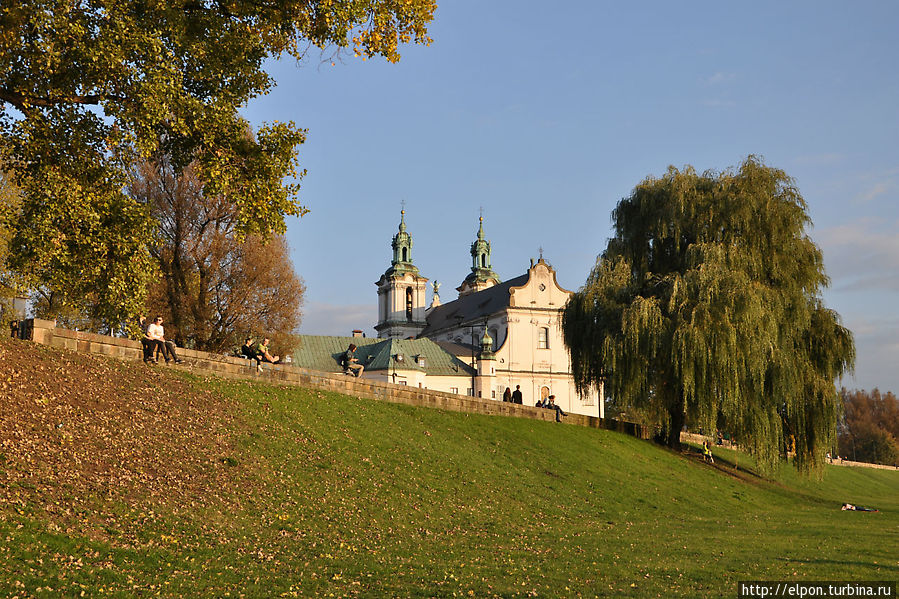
[841,503,878,512]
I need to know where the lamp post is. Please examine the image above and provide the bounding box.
[393,353,404,385]
[453,315,475,397]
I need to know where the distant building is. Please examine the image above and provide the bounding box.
[293,211,603,417]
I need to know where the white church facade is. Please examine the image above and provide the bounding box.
[370,211,604,418]
[292,211,603,418]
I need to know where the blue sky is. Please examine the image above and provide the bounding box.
[241,1,899,394]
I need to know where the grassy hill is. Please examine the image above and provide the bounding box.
[1,337,897,597]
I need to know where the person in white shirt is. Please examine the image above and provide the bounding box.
[146,316,183,364]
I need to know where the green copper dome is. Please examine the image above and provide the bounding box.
[463,216,500,286]
[385,210,420,276]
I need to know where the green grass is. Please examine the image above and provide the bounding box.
[2,374,897,597]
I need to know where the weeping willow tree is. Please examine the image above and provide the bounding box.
[562,157,855,474]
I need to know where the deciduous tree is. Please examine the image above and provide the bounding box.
[0,164,30,326]
[838,388,899,466]
[0,0,434,326]
[562,157,855,473]
[132,157,304,354]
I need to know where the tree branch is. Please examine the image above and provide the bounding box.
[0,88,123,110]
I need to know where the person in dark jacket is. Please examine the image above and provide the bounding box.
[547,395,566,422]
[511,385,523,404]
[502,387,512,402]
[241,337,259,361]
[343,343,364,377]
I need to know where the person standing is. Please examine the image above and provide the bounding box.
[511,385,523,404]
[502,387,512,402]
[702,441,715,464]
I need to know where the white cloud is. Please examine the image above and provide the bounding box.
[818,219,899,292]
[840,315,899,394]
[703,72,735,85]
[855,181,893,203]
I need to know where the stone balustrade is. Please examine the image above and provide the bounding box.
[22,318,653,439]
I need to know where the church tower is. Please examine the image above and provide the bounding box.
[375,210,429,339]
[457,216,501,298]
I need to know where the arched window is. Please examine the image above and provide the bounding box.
[537,327,549,349]
[402,247,408,262]
[405,287,413,320]
[540,386,550,401]
[481,253,486,268]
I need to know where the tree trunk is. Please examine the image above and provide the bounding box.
[666,402,685,449]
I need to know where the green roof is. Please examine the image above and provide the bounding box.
[291,335,476,376]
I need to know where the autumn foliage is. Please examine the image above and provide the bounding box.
[132,158,305,354]
[838,388,899,466]
[0,0,435,325]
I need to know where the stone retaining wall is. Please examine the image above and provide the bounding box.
[679,432,898,471]
[23,319,653,439]
[828,458,898,471]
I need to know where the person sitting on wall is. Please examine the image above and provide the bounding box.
[146,315,183,364]
[502,387,512,402]
[254,337,281,365]
[547,395,566,422]
[240,337,259,362]
[343,343,364,378]
[139,315,158,362]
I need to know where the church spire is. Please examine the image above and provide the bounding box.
[457,215,501,297]
[375,208,428,339]
[470,216,492,272]
[388,209,419,275]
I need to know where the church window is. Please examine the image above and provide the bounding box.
[538,327,549,349]
[402,247,408,262]
[540,386,550,401]
[450,387,459,394]
[405,287,413,320]
[481,253,486,268]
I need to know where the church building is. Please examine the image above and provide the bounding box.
[293,211,603,418]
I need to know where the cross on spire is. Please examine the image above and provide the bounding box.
[538,246,544,260]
